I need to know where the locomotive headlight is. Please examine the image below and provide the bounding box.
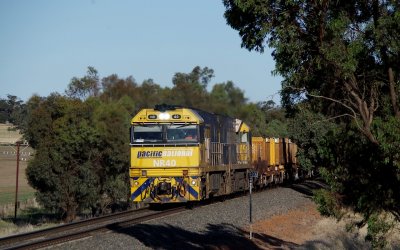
[191,180,196,186]
[159,112,170,120]
[130,179,140,186]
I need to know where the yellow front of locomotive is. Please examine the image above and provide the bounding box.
[130,105,202,204]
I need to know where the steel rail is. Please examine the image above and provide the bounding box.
[0,207,156,249]
[5,206,186,250]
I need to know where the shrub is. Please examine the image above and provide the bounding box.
[313,189,343,219]
[366,213,392,249]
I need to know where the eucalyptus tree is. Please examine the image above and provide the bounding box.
[66,66,101,100]
[224,0,400,220]
[224,0,399,142]
[168,66,214,109]
[136,79,164,109]
[0,95,26,126]
[209,81,247,117]
[101,74,138,102]
[258,100,289,137]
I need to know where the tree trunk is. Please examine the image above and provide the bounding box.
[388,67,400,118]
[65,207,76,222]
[345,80,379,145]
[63,199,78,222]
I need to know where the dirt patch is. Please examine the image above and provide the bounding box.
[252,203,321,245]
[248,202,374,249]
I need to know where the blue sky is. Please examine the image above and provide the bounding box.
[0,1,282,104]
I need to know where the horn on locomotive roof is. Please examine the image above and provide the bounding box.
[154,104,180,112]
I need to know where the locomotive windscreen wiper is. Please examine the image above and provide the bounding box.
[176,124,194,128]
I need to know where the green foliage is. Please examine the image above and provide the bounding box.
[25,95,101,221]
[0,95,26,126]
[95,65,276,137]
[255,100,289,137]
[373,117,400,169]
[92,99,132,211]
[209,81,247,117]
[238,103,268,137]
[223,0,400,233]
[366,213,392,249]
[24,92,133,221]
[290,110,400,217]
[265,119,288,138]
[313,189,343,219]
[287,109,338,172]
[135,79,164,108]
[101,74,138,102]
[164,66,212,109]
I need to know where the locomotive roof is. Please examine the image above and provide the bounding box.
[131,106,204,124]
[131,105,249,133]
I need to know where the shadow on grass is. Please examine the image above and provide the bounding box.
[289,179,329,197]
[2,207,60,226]
[109,222,300,250]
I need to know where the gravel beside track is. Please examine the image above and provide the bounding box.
[54,187,312,250]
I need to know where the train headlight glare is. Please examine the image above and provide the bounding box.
[159,113,170,120]
[191,180,196,186]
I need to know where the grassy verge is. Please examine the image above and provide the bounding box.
[0,189,35,206]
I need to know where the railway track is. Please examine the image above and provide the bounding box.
[0,179,318,249]
[0,206,186,249]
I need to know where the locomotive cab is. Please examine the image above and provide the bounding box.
[130,105,203,204]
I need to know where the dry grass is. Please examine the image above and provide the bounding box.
[0,218,59,237]
[0,124,23,144]
[0,219,34,237]
[250,202,374,249]
[251,203,400,249]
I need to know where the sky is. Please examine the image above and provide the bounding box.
[0,0,282,104]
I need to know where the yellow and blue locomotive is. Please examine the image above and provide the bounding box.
[129,104,251,204]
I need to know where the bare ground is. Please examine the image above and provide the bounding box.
[249,201,400,249]
[248,202,364,249]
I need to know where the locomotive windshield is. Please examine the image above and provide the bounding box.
[132,125,163,143]
[166,124,198,142]
[131,124,198,144]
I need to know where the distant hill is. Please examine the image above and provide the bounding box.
[0,123,23,144]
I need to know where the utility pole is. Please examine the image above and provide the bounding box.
[249,174,253,239]
[249,171,258,239]
[14,141,21,220]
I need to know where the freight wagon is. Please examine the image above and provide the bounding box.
[251,137,299,188]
